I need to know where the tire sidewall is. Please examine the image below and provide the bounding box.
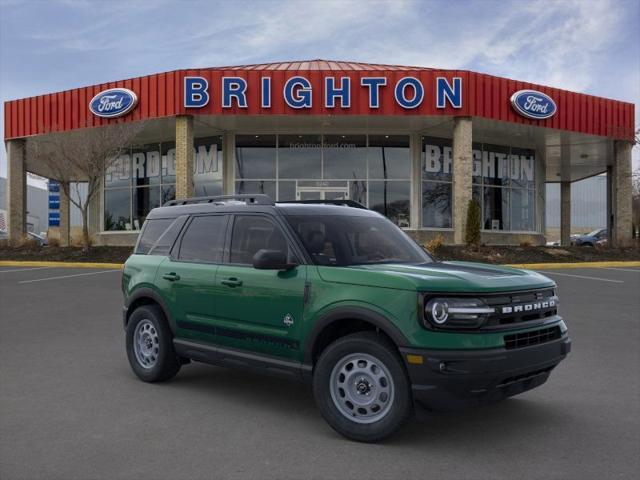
[125,305,179,382]
[313,332,412,442]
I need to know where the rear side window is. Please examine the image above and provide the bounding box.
[135,218,175,254]
[178,215,227,263]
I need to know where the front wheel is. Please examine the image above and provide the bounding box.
[313,332,412,442]
[125,305,181,382]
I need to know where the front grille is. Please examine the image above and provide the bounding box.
[482,288,558,329]
[504,326,561,350]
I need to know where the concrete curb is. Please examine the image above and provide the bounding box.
[506,261,640,269]
[1,260,639,270]
[0,260,123,269]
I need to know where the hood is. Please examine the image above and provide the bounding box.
[316,261,555,293]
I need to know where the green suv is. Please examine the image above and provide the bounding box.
[122,195,570,442]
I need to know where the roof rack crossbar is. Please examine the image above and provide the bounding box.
[277,199,368,209]
[163,194,274,207]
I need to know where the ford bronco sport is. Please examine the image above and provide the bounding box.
[122,194,570,442]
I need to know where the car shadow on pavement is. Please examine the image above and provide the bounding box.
[151,362,571,446]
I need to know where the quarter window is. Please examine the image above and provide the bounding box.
[135,218,174,254]
[178,215,227,263]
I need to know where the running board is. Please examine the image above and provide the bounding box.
[173,338,312,382]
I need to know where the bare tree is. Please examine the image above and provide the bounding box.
[27,121,144,250]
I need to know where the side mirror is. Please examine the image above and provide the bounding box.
[252,249,297,270]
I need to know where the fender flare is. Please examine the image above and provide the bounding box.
[125,287,176,334]
[303,306,410,364]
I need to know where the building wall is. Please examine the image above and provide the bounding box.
[0,177,48,233]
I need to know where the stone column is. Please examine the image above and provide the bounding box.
[560,181,571,246]
[611,141,633,247]
[606,165,613,243]
[59,182,71,247]
[409,133,422,230]
[6,139,27,244]
[222,133,235,196]
[452,117,473,244]
[175,115,194,199]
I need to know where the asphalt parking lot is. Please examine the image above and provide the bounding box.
[1,265,639,480]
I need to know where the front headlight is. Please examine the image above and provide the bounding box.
[424,297,495,329]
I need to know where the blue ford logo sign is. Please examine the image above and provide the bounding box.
[510,90,556,120]
[89,88,138,118]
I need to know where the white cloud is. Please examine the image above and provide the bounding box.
[1,0,638,174]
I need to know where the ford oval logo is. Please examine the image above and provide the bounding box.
[510,89,556,120]
[89,88,138,118]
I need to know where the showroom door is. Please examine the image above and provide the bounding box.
[295,183,349,200]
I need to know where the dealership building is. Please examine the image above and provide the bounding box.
[3,60,635,246]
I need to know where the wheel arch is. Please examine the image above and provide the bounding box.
[303,307,409,365]
[125,287,175,334]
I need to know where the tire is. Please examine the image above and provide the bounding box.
[125,304,181,382]
[312,331,413,442]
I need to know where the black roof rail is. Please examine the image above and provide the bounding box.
[163,194,275,207]
[277,199,368,209]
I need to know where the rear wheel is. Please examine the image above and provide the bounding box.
[313,332,412,442]
[126,305,181,382]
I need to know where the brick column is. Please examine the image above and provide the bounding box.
[175,115,194,199]
[452,117,473,244]
[560,181,571,246]
[6,139,27,244]
[611,141,633,247]
[409,133,422,229]
[222,133,235,195]
[59,182,71,247]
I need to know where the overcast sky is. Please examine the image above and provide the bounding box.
[1,0,638,181]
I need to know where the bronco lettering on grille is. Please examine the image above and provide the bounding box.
[501,299,555,314]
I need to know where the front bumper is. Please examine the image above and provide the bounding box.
[400,335,571,411]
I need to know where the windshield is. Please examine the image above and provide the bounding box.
[587,229,603,237]
[285,214,432,266]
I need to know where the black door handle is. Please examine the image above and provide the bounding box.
[162,272,180,281]
[221,277,243,287]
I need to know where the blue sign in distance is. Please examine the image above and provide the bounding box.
[510,90,557,120]
[89,88,138,118]
[48,211,60,227]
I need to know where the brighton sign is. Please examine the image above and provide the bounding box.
[510,89,557,120]
[183,75,463,110]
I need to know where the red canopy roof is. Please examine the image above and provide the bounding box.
[4,59,635,141]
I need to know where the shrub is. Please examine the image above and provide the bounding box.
[425,234,445,255]
[465,199,481,246]
[520,240,532,247]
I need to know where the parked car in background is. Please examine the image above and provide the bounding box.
[27,231,48,246]
[572,229,607,247]
[0,230,48,245]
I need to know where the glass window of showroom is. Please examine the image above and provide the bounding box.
[235,134,411,227]
[103,136,223,231]
[422,136,537,232]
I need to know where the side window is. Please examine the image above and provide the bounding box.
[229,215,290,265]
[296,220,337,265]
[135,218,174,254]
[178,215,227,263]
